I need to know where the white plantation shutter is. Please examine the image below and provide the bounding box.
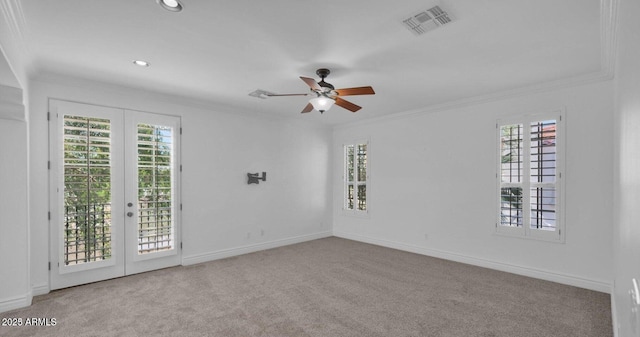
[136,123,175,254]
[62,115,113,265]
[344,141,368,213]
[529,120,557,231]
[499,123,524,228]
[497,113,564,242]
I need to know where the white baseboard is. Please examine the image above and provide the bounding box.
[31,284,49,297]
[333,231,612,293]
[182,231,332,266]
[0,293,32,314]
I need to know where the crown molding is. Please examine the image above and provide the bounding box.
[0,0,34,86]
[600,0,619,79]
[0,0,26,42]
[335,69,612,130]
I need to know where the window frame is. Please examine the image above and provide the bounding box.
[343,139,370,216]
[496,111,565,242]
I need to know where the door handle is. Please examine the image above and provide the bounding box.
[127,212,134,217]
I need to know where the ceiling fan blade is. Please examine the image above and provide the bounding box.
[335,86,375,96]
[335,97,362,113]
[300,76,321,91]
[266,93,309,97]
[301,102,314,113]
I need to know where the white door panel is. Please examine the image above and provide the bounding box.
[124,110,181,275]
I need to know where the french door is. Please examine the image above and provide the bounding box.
[49,100,181,290]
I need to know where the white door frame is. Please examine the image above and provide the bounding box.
[49,100,181,290]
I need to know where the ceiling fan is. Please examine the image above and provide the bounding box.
[266,68,375,114]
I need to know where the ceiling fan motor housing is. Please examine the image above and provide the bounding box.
[316,68,335,91]
[316,68,330,78]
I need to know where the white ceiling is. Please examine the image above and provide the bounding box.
[1,0,610,125]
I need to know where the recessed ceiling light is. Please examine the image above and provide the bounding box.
[157,0,183,12]
[133,60,150,67]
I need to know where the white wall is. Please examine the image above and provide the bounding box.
[0,85,29,312]
[613,0,640,335]
[333,80,614,292]
[28,75,333,293]
[0,10,33,313]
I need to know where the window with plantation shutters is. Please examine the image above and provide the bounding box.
[62,115,113,265]
[497,113,564,242]
[136,123,174,254]
[344,141,368,214]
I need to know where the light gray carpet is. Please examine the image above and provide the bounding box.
[1,237,612,337]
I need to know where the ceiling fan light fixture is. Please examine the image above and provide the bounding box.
[309,96,335,113]
[157,0,183,12]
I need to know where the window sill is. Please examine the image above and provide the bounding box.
[494,229,565,243]
[341,209,370,219]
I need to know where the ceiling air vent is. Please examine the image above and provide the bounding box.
[402,5,453,36]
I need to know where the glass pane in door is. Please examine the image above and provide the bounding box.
[63,115,113,265]
[137,123,174,254]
